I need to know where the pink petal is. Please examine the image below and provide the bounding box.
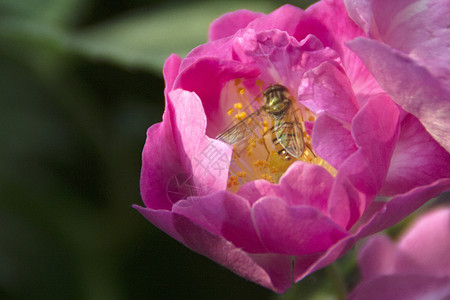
[347,274,450,300]
[171,191,266,253]
[293,178,450,282]
[140,122,181,210]
[247,4,306,35]
[312,114,357,169]
[238,162,334,213]
[253,197,348,255]
[174,57,260,137]
[133,205,293,293]
[168,89,231,194]
[163,54,182,97]
[329,94,400,228]
[396,207,450,277]
[358,235,398,279]
[231,29,338,94]
[208,9,264,41]
[300,0,383,99]
[298,61,359,123]
[343,0,372,34]
[381,114,450,196]
[347,37,450,153]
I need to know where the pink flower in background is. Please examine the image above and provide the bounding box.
[135,0,450,293]
[348,207,450,300]
[345,0,450,153]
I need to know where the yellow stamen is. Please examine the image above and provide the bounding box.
[234,102,243,109]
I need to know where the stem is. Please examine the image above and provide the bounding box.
[327,262,347,300]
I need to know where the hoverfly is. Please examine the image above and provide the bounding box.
[216,84,305,160]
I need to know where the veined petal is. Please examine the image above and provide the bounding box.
[347,37,450,153]
[172,191,266,253]
[381,114,450,195]
[312,114,357,169]
[168,89,232,194]
[133,205,293,293]
[298,61,359,123]
[238,162,334,213]
[329,94,399,228]
[253,197,348,255]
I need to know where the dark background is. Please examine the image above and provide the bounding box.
[0,0,320,299]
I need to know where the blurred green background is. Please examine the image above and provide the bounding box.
[0,0,323,299]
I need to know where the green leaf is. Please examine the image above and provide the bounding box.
[0,0,89,26]
[73,0,277,73]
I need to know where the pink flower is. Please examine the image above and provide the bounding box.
[345,0,450,153]
[348,207,450,300]
[135,0,450,293]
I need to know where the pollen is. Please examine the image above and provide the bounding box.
[227,176,239,188]
[237,171,246,177]
[235,112,247,120]
[227,108,234,115]
[261,174,275,183]
[234,102,243,109]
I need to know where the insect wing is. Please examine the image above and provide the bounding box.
[216,108,264,146]
[274,107,305,158]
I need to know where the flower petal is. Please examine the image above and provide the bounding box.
[396,207,450,277]
[312,114,357,169]
[293,178,450,282]
[232,29,338,93]
[253,197,348,255]
[347,274,450,300]
[175,57,260,136]
[329,94,399,228]
[358,235,398,279]
[298,61,359,123]
[381,114,450,196]
[172,191,266,253]
[133,205,293,293]
[347,37,450,153]
[209,9,264,41]
[168,89,232,194]
[238,162,334,214]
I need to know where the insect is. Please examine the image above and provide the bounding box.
[216,84,305,160]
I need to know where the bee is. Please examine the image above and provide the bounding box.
[216,84,305,160]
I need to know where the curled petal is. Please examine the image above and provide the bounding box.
[172,191,266,253]
[293,178,450,282]
[329,94,399,228]
[168,89,231,194]
[253,197,348,255]
[312,114,357,169]
[381,114,450,195]
[347,37,450,153]
[209,10,264,41]
[133,206,293,293]
[298,60,359,123]
[238,162,333,213]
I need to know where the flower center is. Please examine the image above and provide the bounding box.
[219,79,336,193]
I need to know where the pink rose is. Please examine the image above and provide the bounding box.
[135,0,450,293]
[348,207,450,300]
[345,0,450,153]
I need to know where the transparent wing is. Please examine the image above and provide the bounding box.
[216,108,264,146]
[274,107,305,158]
